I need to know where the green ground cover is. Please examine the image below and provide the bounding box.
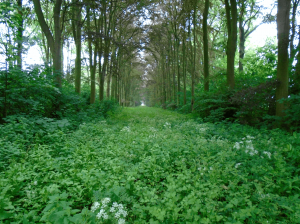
[1,107,300,223]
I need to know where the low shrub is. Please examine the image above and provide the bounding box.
[279,93,300,131]
[230,80,278,126]
[193,90,237,123]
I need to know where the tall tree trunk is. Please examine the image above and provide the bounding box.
[183,23,187,105]
[106,65,111,98]
[295,33,300,93]
[72,0,82,94]
[87,5,97,104]
[191,6,196,111]
[17,0,23,69]
[225,0,238,90]
[289,0,299,76]
[238,0,245,73]
[98,8,104,101]
[276,0,291,117]
[33,0,63,88]
[203,0,210,91]
[239,24,245,72]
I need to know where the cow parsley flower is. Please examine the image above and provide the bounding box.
[164,122,171,128]
[91,202,100,212]
[235,163,241,168]
[115,211,121,219]
[263,151,271,159]
[121,126,130,132]
[234,142,241,149]
[101,197,111,208]
[91,198,127,223]
[96,209,107,219]
[118,218,126,224]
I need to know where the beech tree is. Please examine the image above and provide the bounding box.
[32,0,64,88]
[72,0,83,94]
[276,0,291,117]
[203,0,209,91]
[224,0,238,90]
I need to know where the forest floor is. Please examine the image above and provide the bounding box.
[1,107,300,223]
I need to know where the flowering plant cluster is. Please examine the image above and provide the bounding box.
[233,135,272,159]
[1,107,299,223]
[91,198,127,224]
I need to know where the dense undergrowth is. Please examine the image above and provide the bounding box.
[1,107,300,223]
[0,66,120,171]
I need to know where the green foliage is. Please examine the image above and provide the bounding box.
[279,94,300,131]
[230,80,278,125]
[0,67,120,171]
[192,87,236,123]
[0,67,59,119]
[241,38,277,83]
[1,107,299,223]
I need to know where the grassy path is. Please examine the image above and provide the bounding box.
[1,107,300,223]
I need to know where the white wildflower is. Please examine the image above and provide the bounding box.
[150,127,157,132]
[234,142,241,149]
[263,151,271,159]
[235,163,241,168]
[110,206,116,213]
[103,213,109,219]
[115,211,121,219]
[246,144,254,150]
[121,126,130,132]
[102,197,111,204]
[164,122,171,128]
[96,209,106,219]
[91,202,100,212]
[121,210,128,217]
[118,218,126,224]
[210,167,213,171]
[198,167,201,171]
[33,181,37,185]
[101,197,111,208]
